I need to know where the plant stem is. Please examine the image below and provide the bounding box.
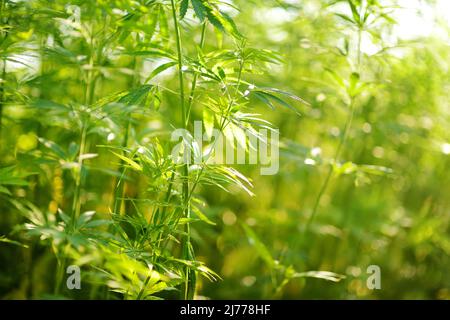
[71,123,87,222]
[112,120,130,215]
[54,258,65,295]
[170,1,186,125]
[357,26,363,74]
[156,21,208,268]
[113,57,137,215]
[185,21,207,126]
[72,55,95,222]
[155,22,206,228]
[305,26,363,231]
[0,0,8,144]
[170,0,195,300]
[220,57,244,129]
[72,20,99,222]
[306,99,355,230]
[0,56,5,143]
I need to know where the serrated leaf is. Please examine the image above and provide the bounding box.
[293,271,346,282]
[191,0,207,21]
[325,68,346,89]
[335,13,355,24]
[111,151,143,171]
[253,90,300,115]
[145,61,177,82]
[84,219,114,228]
[58,209,71,225]
[76,211,96,227]
[79,153,98,161]
[348,0,360,24]
[242,223,277,269]
[39,137,67,159]
[180,0,189,19]
[0,236,29,248]
[125,50,175,60]
[191,205,216,225]
[206,9,224,32]
[119,85,153,106]
[0,185,11,195]
[219,10,242,38]
[260,87,310,106]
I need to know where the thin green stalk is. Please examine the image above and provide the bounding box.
[220,57,244,129]
[72,42,97,222]
[170,0,194,300]
[155,21,207,228]
[64,25,98,295]
[54,257,65,295]
[136,273,152,300]
[112,120,130,214]
[156,22,208,263]
[185,21,207,126]
[0,56,5,143]
[71,123,87,222]
[153,170,175,245]
[0,0,8,143]
[305,26,363,231]
[113,57,138,215]
[306,99,355,230]
[72,53,96,222]
[356,26,363,74]
[170,0,186,124]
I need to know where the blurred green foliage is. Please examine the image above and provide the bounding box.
[0,0,449,299]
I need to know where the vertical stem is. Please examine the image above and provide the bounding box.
[113,57,137,215]
[170,0,194,299]
[72,20,98,222]
[112,120,130,214]
[220,58,244,129]
[155,22,207,268]
[306,99,355,230]
[185,21,206,126]
[305,25,363,231]
[171,0,186,124]
[54,256,65,295]
[0,0,8,143]
[0,57,5,143]
[71,123,87,222]
[156,16,206,228]
[356,26,363,74]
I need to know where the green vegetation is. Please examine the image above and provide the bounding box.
[0,0,449,300]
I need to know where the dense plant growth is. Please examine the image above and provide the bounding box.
[0,0,449,299]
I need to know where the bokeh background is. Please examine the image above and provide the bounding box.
[0,0,449,299]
